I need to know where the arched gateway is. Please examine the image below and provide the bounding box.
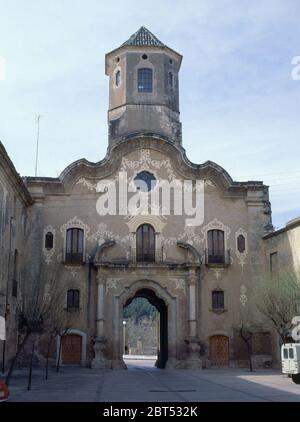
[92,279,181,369]
[122,285,169,368]
[124,288,168,368]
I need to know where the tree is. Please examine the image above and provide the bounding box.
[5,269,65,386]
[55,326,71,373]
[124,297,156,323]
[254,270,300,344]
[236,299,255,372]
[43,295,72,379]
[239,322,254,372]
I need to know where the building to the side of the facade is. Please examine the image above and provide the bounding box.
[0,143,34,370]
[264,217,300,278]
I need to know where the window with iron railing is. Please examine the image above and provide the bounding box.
[136,224,155,262]
[205,248,230,266]
[207,230,225,264]
[65,228,84,264]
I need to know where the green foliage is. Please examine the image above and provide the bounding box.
[123,298,158,355]
[125,317,157,355]
[123,297,157,323]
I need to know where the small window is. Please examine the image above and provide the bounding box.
[212,290,224,310]
[13,196,17,219]
[169,72,173,88]
[67,289,80,310]
[12,249,18,298]
[283,348,288,359]
[45,232,54,250]
[142,54,148,60]
[12,279,18,298]
[270,252,278,275]
[115,70,121,87]
[0,185,4,232]
[289,348,294,359]
[138,68,152,93]
[237,234,246,253]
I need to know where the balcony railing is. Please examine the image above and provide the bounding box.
[136,249,156,263]
[66,306,80,313]
[205,249,231,266]
[65,252,84,265]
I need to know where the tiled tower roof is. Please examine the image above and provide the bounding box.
[121,26,165,47]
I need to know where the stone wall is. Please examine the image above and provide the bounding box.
[0,142,33,370]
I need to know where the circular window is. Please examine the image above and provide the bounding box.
[134,171,156,192]
[142,54,148,60]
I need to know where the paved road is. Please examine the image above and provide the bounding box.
[6,358,300,402]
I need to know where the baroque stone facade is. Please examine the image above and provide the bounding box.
[1,27,298,370]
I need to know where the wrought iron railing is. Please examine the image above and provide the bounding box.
[65,252,84,265]
[136,249,156,263]
[205,249,231,266]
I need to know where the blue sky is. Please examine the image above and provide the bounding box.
[0,0,300,229]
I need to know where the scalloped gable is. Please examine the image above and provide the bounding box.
[25,135,260,196]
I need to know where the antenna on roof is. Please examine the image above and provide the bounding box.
[35,115,42,177]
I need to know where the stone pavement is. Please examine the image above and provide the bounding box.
[4,358,300,402]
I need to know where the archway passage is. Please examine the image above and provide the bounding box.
[123,288,168,369]
[62,334,82,365]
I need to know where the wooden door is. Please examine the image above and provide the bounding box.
[62,334,82,365]
[210,335,229,366]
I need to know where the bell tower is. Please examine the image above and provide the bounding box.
[105,27,183,147]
